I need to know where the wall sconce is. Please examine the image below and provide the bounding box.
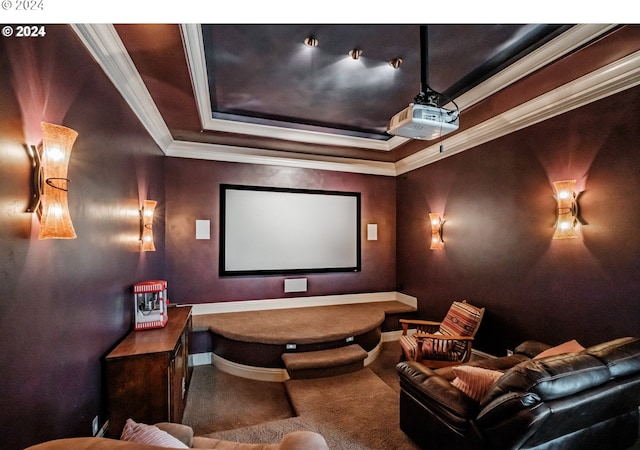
[552,179,579,239]
[27,122,78,239]
[429,213,445,250]
[140,200,157,252]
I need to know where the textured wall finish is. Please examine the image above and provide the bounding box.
[397,85,640,356]
[165,159,396,303]
[0,26,166,449]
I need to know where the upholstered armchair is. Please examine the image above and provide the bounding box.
[399,300,484,369]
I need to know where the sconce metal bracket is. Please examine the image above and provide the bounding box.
[555,192,584,225]
[435,219,445,243]
[26,144,43,215]
[26,144,72,215]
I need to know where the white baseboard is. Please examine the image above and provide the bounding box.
[212,353,290,382]
[190,352,212,367]
[363,341,382,366]
[382,330,403,342]
[188,291,416,316]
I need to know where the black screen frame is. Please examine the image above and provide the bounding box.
[219,184,362,277]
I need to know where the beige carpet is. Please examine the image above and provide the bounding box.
[183,342,419,449]
[182,364,294,435]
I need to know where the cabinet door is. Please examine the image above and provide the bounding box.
[106,353,169,438]
[170,337,186,423]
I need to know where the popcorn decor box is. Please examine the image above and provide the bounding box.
[133,280,168,330]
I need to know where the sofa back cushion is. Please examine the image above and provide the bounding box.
[586,337,640,378]
[481,353,610,408]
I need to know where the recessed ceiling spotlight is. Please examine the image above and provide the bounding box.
[349,48,363,60]
[304,36,319,47]
[388,57,403,69]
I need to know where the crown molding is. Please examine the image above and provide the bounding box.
[166,140,397,176]
[454,24,617,111]
[396,49,640,175]
[70,24,174,152]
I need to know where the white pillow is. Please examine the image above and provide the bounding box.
[120,418,189,448]
[451,366,503,401]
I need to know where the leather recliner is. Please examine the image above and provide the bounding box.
[396,337,640,450]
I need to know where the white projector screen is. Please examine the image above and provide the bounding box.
[220,185,361,276]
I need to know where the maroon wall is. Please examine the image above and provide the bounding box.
[397,86,640,356]
[0,26,166,449]
[165,158,396,303]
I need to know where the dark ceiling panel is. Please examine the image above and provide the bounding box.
[201,24,563,139]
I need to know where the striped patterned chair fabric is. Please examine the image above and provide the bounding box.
[399,300,485,369]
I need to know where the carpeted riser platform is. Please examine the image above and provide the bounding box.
[192,301,416,372]
[210,327,381,368]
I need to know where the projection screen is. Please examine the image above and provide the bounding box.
[220,184,361,276]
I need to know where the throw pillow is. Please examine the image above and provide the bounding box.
[533,339,585,359]
[451,366,503,402]
[439,301,483,336]
[421,331,448,355]
[439,301,483,354]
[120,418,189,448]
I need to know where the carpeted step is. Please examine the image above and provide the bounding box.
[282,344,368,379]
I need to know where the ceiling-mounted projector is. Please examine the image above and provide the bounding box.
[387,25,460,141]
[387,103,459,140]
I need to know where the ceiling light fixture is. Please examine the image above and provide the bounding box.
[304,36,319,47]
[388,57,403,69]
[349,48,363,60]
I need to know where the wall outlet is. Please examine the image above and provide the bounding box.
[92,415,99,436]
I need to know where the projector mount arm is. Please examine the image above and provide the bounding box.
[414,25,460,123]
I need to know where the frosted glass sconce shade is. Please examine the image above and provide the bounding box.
[31,122,78,239]
[429,213,445,250]
[552,180,579,239]
[140,200,157,252]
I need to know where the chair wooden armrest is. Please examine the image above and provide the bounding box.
[414,333,475,341]
[399,319,441,335]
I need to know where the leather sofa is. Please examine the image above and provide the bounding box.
[396,337,640,450]
[26,422,329,450]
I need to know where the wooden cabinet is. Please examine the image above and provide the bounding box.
[105,306,192,438]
